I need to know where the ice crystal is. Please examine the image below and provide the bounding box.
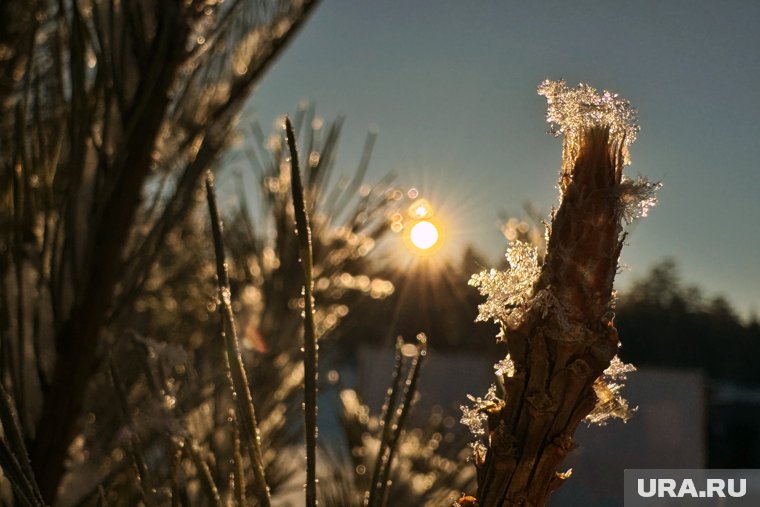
[586,356,637,425]
[460,385,502,438]
[494,355,515,378]
[538,79,639,173]
[460,404,487,439]
[469,241,540,334]
[220,287,232,307]
[617,176,662,223]
[603,355,636,381]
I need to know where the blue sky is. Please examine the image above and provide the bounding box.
[242,0,760,317]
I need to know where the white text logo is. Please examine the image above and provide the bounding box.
[637,478,746,498]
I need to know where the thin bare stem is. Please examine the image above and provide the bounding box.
[377,334,427,507]
[285,117,318,507]
[0,383,43,506]
[184,437,223,507]
[169,443,183,507]
[0,442,38,507]
[365,337,404,507]
[205,172,271,507]
[97,486,108,507]
[230,410,246,507]
[108,357,153,502]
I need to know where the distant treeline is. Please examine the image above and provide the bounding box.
[342,253,760,388]
[616,259,760,387]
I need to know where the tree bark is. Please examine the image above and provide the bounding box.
[476,128,630,507]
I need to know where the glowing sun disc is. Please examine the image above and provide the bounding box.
[409,220,439,250]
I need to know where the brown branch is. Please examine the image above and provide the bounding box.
[475,128,640,507]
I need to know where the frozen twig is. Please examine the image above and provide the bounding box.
[466,81,659,507]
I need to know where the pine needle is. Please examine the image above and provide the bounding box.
[285,116,319,507]
[205,171,271,507]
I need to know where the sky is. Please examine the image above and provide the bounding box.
[241,0,760,317]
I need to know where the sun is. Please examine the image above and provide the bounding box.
[410,220,439,250]
[394,196,445,257]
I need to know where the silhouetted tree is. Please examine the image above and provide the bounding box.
[617,260,760,386]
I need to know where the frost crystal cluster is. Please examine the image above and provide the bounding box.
[586,356,637,425]
[460,385,501,438]
[538,79,639,175]
[494,355,515,378]
[460,385,503,460]
[618,176,662,223]
[468,241,540,336]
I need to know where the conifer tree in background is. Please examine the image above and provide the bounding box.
[0,0,318,501]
